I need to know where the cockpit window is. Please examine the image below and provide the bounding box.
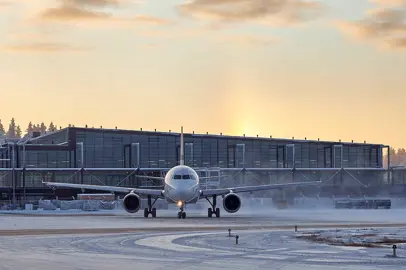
[173,174,195,180]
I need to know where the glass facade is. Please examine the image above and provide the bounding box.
[68,129,382,169]
[0,128,384,170]
[0,127,386,196]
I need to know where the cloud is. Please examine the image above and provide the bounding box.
[0,1,12,11]
[176,0,324,27]
[38,5,111,21]
[36,1,173,27]
[337,0,406,50]
[2,42,90,53]
[61,0,122,7]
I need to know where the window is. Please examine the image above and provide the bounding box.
[173,174,195,180]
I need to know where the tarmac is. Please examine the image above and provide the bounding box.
[1,208,406,269]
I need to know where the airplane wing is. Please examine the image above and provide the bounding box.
[200,181,321,198]
[42,181,164,197]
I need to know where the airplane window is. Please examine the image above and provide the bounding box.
[182,175,190,179]
[174,175,182,179]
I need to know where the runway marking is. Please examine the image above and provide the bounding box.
[333,246,367,252]
[135,232,242,255]
[63,243,187,262]
[202,261,261,268]
[305,258,364,263]
[288,249,339,254]
[264,248,289,252]
[244,254,292,260]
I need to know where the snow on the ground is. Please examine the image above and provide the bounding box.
[296,227,406,249]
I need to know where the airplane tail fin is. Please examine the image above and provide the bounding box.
[180,126,184,165]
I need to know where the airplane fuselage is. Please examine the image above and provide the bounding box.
[163,165,201,207]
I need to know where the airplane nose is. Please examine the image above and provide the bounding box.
[175,188,193,201]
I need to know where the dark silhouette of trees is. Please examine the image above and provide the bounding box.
[0,119,5,136]
[6,118,17,138]
[40,122,47,134]
[26,121,34,136]
[48,122,56,132]
[383,147,406,168]
[33,124,41,133]
[2,119,62,139]
[16,125,22,138]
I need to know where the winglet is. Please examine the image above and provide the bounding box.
[180,126,184,165]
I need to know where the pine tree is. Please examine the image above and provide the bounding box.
[48,122,56,132]
[6,118,17,138]
[40,122,47,134]
[33,124,41,132]
[26,121,34,136]
[16,125,22,138]
[0,119,5,136]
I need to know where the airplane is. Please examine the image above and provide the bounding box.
[43,127,321,219]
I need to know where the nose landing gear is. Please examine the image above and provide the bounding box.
[177,210,186,219]
[177,203,186,219]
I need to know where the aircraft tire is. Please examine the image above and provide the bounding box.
[152,208,156,218]
[208,208,212,218]
[144,208,149,218]
[215,208,220,218]
[181,212,186,219]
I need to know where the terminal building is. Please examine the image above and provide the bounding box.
[0,126,394,205]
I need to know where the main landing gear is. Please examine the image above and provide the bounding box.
[144,195,158,218]
[206,195,220,218]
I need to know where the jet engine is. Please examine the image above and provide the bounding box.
[123,193,141,213]
[222,193,241,213]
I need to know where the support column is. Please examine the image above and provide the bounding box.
[80,168,84,184]
[22,168,26,203]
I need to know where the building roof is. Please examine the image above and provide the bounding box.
[41,126,385,147]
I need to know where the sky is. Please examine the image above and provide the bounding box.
[0,0,405,149]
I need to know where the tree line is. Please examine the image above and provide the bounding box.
[0,118,58,139]
[383,148,406,168]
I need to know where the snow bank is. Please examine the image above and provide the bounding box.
[296,228,406,248]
